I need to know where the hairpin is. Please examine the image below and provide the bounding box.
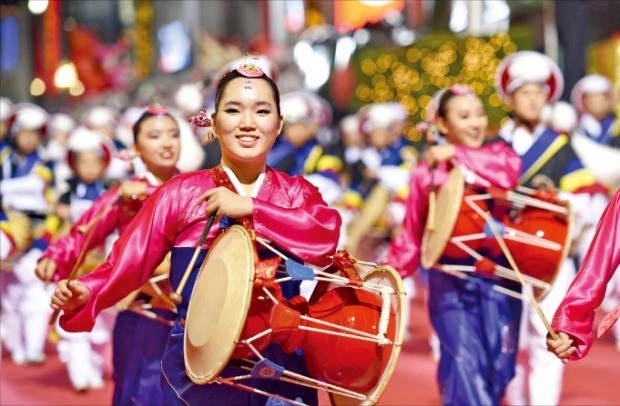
[449,85,474,96]
[188,109,215,142]
[188,109,212,127]
[147,98,169,115]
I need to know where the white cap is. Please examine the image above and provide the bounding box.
[49,113,76,135]
[542,101,577,133]
[281,92,333,126]
[359,102,408,136]
[82,106,119,131]
[66,126,112,169]
[281,92,314,123]
[0,97,13,121]
[174,83,204,116]
[495,51,564,105]
[11,103,50,134]
[67,126,109,154]
[340,114,360,134]
[570,74,613,113]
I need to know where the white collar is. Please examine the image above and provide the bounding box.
[145,171,161,186]
[221,165,266,198]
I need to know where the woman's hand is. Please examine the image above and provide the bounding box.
[546,331,576,363]
[50,279,90,313]
[35,257,57,282]
[119,180,148,200]
[423,144,456,167]
[196,187,253,219]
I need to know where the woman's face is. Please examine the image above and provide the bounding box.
[212,77,283,166]
[437,95,488,148]
[74,151,106,184]
[133,115,181,172]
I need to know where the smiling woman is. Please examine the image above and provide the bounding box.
[385,84,524,405]
[49,64,342,405]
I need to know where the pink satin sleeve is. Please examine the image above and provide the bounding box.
[385,141,521,277]
[454,139,522,190]
[385,165,432,277]
[59,182,181,332]
[253,176,341,267]
[552,189,620,359]
[41,186,122,280]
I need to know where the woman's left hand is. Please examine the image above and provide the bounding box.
[196,187,253,219]
[545,331,576,363]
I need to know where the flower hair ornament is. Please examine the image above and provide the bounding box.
[448,84,474,96]
[188,109,215,142]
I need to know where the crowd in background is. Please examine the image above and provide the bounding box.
[1,48,619,404]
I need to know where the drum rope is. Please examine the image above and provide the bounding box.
[467,184,568,215]
[450,239,552,290]
[377,288,391,344]
[435,265,524,300]
[468,202,559,340]
[260,286,385,342]
[233,363,368,401]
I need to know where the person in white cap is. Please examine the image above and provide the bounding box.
[49,127,115,391]
[0,102,54,365]
[0,97,14,162]
[82,105,131,181]
[42,113,77,196]
[571,74,619,147]
[344,102,417,255]
[496,51,608,406]
[0,103,52,212]
[267,91,344,207]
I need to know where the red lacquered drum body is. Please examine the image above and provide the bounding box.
[502,207,570,286]
[303,287,395,392]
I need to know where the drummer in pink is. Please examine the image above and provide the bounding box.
[49,64,341,405]
[547,188,620,361]
[386,85,523,405]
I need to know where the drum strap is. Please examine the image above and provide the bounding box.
[208,166,280,280]
[208,165,255,233]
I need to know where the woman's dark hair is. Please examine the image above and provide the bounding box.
[436,85,476,120]
[214,69,281,117]
[436,90,460,120]
[132,111,177,143]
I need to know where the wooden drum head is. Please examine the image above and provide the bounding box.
[421,167,465,269]
[184,225,255,384]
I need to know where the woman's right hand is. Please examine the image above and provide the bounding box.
[545,331,576,363]
[423,144,456,167]
[50,279,90,313]
[119,180,148,200]
[35,257,57,282]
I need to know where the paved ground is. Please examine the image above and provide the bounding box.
[2,290,619,405]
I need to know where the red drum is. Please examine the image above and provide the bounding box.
[499,204,572,290]
[184,225,405,405]
[421,168,487,266]
[422,166,572,299]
